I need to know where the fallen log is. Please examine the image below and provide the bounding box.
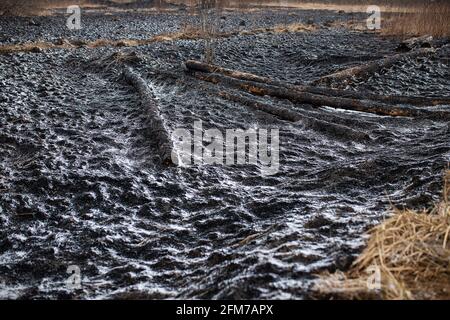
[295,86,450,107]
[191,71,450,120]
[310,48,436,86]
[396,35,433,52]
[185,60,450,106]
[218,91,371,142]
[122,67,174,166]
[218,91,303,122]
[186,60,271,84]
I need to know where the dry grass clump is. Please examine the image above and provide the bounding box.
[155,23,209,41]
[239,22,316,35]
[270,22,316,33]
[0,42,60,54]
[0,20,317,55]
[313,170,450,300]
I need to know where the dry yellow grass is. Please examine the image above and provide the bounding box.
[178,1,450,37]
[0,21,316,55]
[0,0,106,16]
[0,42,62,54]
[313,170,450,300]
[238,22,316,35]
[383,3,450,38]
[168,1,433,13]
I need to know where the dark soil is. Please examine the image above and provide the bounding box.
[0,8,449,299]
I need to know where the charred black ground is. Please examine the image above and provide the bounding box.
[0,9,449,299]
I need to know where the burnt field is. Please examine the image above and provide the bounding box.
[0,8,449,299]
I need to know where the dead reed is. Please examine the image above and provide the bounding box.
[313,170,450,300]
[383,2,450,38]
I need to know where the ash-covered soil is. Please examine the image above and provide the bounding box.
[0,9,449,299]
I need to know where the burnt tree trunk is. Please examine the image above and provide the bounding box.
[190,71,450,120]
[396,35,433,52]
[310,48,436,85]
[218,91,371,141]
[185,60,450,106]
[123,67,174,166]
